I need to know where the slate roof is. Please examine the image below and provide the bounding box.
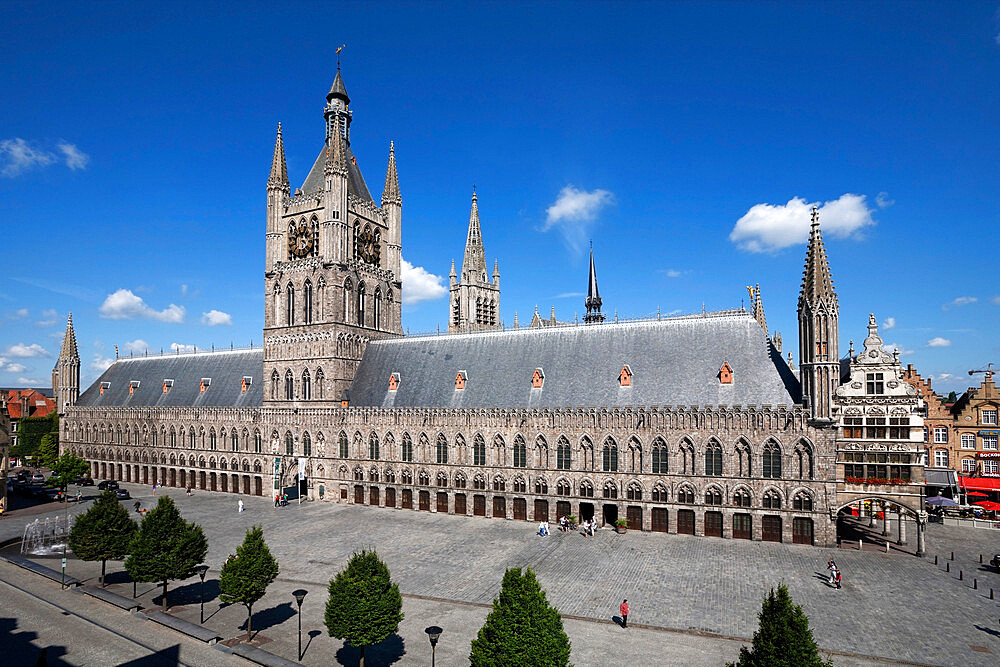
[347,312,800,409]
[300,141,373,202]
[76,350,263,409]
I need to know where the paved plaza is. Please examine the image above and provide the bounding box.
[3,483,1000,666]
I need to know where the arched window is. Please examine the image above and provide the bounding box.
[209,429,217,451]
[513,476,526,493]
[315,368,324,399]
[736,440,752,477]
[284,370,294,400]
[602,438,618,472]
[679,439,694,474]
[437,472,448,487]
[493,475,506,492]
[579,436,593,470]
[373,287,382,331]
[270,371,279,400]
[534,478,548,494]
[401,469,413,485]
[627,482,642,500]
[652,437,668,474]
[343,279,353,323]
[705,487,722,505]
[579,480,594,497]
[677,486,695,504]
[428,433,445,464]
[231,429,239,451]
[169,427,176,448]
[357,282,366,327]
[285,432,294,456]
[286,283,295,326]
[705,440,722,476]
[369,432,380,460]
[303,432,312,457]
[795,442,814,480]
[763,489,782,509]
[733,488,752,507]
[651,484,668,503]
[556,436,571,470]
[254,430,262,454]
[454,473,466,488]
[556,479,571,496]
[473,434,486,466]
[535,435,548,468]
[303,280,313,324]
[302,370,311,400]
[402,433,413,462]
[763,441,782,479]
[513,435,527,468]
[473,474,486,490]
[793,491,813,511]
[189,429,196,449]
[602,481,618,499]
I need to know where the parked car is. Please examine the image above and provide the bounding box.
[97,480,119,491]
[115,488,131,500]
[30,473,46,484]
[990,554,1000,572]
[75,476,95,486]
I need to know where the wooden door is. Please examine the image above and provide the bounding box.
[792,517,814,545]
[243,476,251,495]
[513,497,527,520]
[221,474,228,493]
[255,477,263,496]
[762,515,782,542]
[626,505,642,531]
[210,472,217,491]
[474,494,486,516]
[437,492,449,513]
[199,470,205,489]
[534,499,549,522]
[143,466,149,485]
[232,474,240,493]
[704,511,723,537]
[556,501,571,520]
[354,485,364,504]
[677,509,695,535]
[493,496,506,518]
[733,513,752,540]
[402,488,413,509]
[454,493,467,515]
[419,490,430,511]
[386,487,396,508]
[370,486,380,506]
[651,507,668,533]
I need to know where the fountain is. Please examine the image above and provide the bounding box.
[20,515,74,557]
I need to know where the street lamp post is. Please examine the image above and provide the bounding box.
[292,589,308,660]
[425,626,443,667]
[195,564,209,624]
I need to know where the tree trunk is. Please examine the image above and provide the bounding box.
[246,603,253,641]
[100,559,106,588]
[360,645,365,667]
[162,580,168,611]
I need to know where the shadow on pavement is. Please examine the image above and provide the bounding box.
[974,624,1000,639]
[335,633,406,666]
[0,617,71,666]
[118,643,182,666]
[166,578,221,606]
[239,601,296,638]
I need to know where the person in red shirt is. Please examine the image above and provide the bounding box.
[620,599,629,628]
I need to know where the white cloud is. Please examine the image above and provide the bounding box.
[553,292,585,299]
[99,288,185,323]
[14,308,28,318]
[124,339,149,355]
[933,372,955,382]
[882,343,913,356]
[927,337,951,348]
[942,296,978,311]
[400,258,446,305]
[729,193,876,253]
[89,354,114,373]
[4,362,27,373]
[17,377,42,385]
[6,342,50,358]
[0,138,54,177]
[36,308,59,327]
[201,309,232,326]
[170,342,197,354]
[664,269,683,278]
[875,192,894,209]
[57,142,89,170]
[882,317,896,330]
[181,284,189,296]
[543,185,615,253]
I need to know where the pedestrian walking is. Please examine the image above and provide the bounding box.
[152,482,156,497]
[834,568,842,589]
[274,495,279,508]
[134,501,141,513]
[827,558,838,585]
[238,499,244,513]
[620,599,629,628]
[186,486,192,496]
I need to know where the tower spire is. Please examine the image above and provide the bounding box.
[327,68,350,105]
[267,123,289,193]
[60,312,79,358]
[53,312,80,410]
[382,141,401,205]
[584,245,605,323]
[799,206,837,307]
[462,188,486,276]
[751,283,767,334]
[325,116,348,175]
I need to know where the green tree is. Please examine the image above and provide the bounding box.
[728,584,831,667]
[69,490,138,587]
[11,412,58,461]
[470,567,571,667]
[47,452,90,493]
[219,525,279,641]
[324,549,403,667]
[125,496,208,611]
[38,432,59,468]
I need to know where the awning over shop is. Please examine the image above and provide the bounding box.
[925,468,959,487]
[958,477,1000,492]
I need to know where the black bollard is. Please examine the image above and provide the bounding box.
[959,570,963,581]
[950,551,954,560]
[980,554,983,564]
[974,578,977,590]
[991,589,995,600]
[934,555,938,565]
[946,562,950,572]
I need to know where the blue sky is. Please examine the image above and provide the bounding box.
[1,1,999,394]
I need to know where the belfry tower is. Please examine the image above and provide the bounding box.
[584,246,604,324]
[52,313,80,411]
[449,190,500,332]
[798,206,840,421]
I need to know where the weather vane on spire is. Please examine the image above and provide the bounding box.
[336,44,346,70]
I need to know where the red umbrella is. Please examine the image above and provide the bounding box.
[967,491,989,497]
[973,500,1000,511]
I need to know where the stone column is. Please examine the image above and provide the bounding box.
[916,512,926,555]
[881,503,889,536]
[898,510,907,544]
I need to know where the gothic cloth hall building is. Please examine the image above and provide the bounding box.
[56,69,928,550]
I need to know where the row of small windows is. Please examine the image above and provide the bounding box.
[271,368,326,401]
[68,424,262,453]
[73,447,265,473]
[279,278,394,330]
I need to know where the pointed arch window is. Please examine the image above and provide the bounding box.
[285,432,294,456]
[705,440,723,476]
[284,370,294,400]
[513,435,527,468]
[627,483,642,501]
[303,280,314,324]
[357,282,366,327]
[373,287,382,331]
[793,491,813,511]
[401,433,413,462]
[579,480,594,497]
[436,433,448,464]
[493,476,506,492]
[556,479,571,496]
[651,484,668,503]
[369,432,380,460]
[652,437,668,474]
[338,431,349,458]
[513,476,526,493]
[343,279,353,323]
[763,441,782,479]
[209,429,217,451]
[602,481,618,499]
[733,488,752,507]
[795,442,814,480]
[303,431,312,457]
[270,371,279,400]
[302,369,311,400]
[556,436,571,470]
[677,486,695,504]
[705,487,723,505]
[254,430,262,454]
[602,438,618,472]
[286,283,295,326]
[473,434,486,466]
[316,368,325,399]
[763,489,782,509]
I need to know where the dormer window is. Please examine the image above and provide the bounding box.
[388,373,400,391]
[719,362,733,385]
[99,381,111,395]
[200,378,212,393]
[532,368,544,389]
[619,365,632,387]
[163,378,174,393]
[455,371,467,390]
[129,380,140,395]
[241,376,253,393]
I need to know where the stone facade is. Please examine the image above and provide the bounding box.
[449,191,500,333]
[950,374,1000,478]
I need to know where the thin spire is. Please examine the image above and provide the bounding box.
[584,246,604,323]
[462,188,486,277]
[325,116,348,176]
[327,68,350,105]
[751,283,767,333]
[60,313,79,359]
[799,205,837,307]
[381,141,401,205]
[267,123,289,193]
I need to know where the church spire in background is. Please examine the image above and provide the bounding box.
[751,283,767,334]
[462,188,486,277]
[798,206,840,421]
[382,141,401,205]
[267,123,289,194]
[53,312,80,410]
[584,245,605,324]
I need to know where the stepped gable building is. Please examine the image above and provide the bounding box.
[56,68,925,549]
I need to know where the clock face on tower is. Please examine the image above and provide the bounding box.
[357,227,381,265]
[288,222,314,259]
